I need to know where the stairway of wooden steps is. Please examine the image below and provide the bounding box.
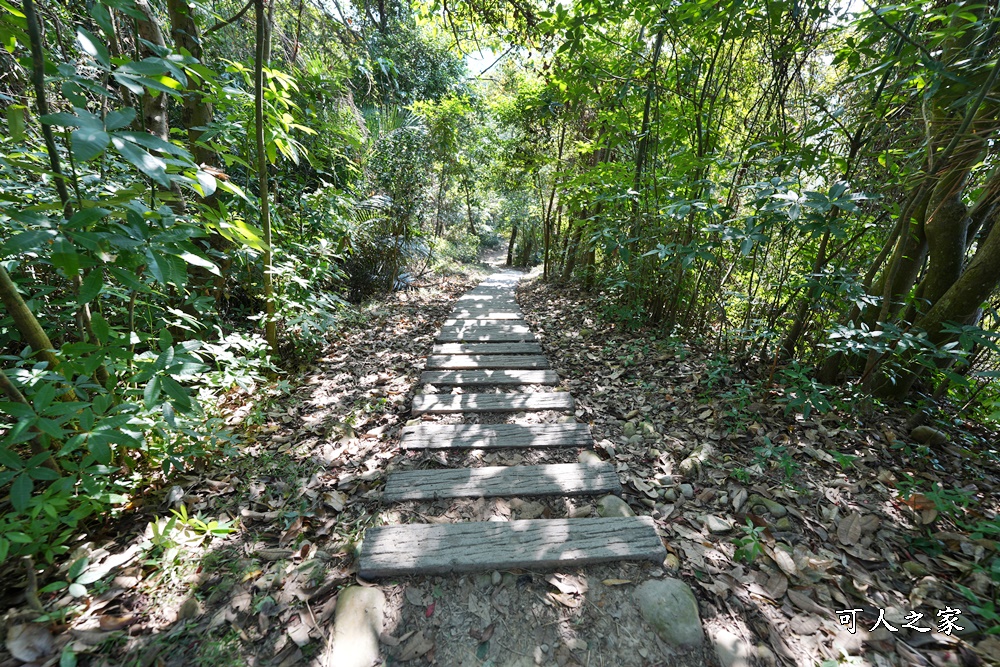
[359,272,665,578]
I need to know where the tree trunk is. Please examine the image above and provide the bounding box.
[506,223,518,266]
[255,0,277,354]
[166,0,215,167]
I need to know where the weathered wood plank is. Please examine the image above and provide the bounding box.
[443,319,527,327]
[411,392,574,415]
[456,295,520,304]
[383,462,621,502]
[432,342,543,355]
[449,311,524,320]
[420,370,559,386]
[435,330,536,342]
[426,354,549,370]
[439,323,532,335]
[358,517,666,577]
[400,422,593,450]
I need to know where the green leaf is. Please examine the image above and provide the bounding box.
[0,537,10,563]
[10,474,32,512]
[77,270,103,305]
[1,229,57,256]
[68,556,88,580]
[77,28,110,68]
[40,112,83,128]
[176,251,219,275]
[105,108,136,131]
[111,136,170,187]
[6,104,25,142]
[71,126,110,162]
[0,401,34,418]
[91,312,111,344]
[60,645,78,667]
[68,207,111,228]
[143,376,161,408]
[51,238,81,277]
[160,376,192,412]
[88,436,112,465]
[89,2,113,37]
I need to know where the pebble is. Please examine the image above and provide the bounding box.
[492,570,502,586]
[578,450,603,465]
[597,495,635,518]
[624,421,638,437]
[663,488,678,502]
[704,515,734,533]
[911,425,948,445]
[775,517,793,531]
[634,578,704,648]
[679,483,694,499]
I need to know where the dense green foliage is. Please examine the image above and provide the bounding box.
[0,0,513,566]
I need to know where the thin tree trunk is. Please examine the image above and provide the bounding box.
[255,0,277,354]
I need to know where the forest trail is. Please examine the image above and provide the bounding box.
[359,273,665,577]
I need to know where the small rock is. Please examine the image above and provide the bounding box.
[902,561,929,577]
[597,495,634,517]
[492,571,502,586]
[663,553,680,570]
[328,586,385,667]
[756,644,777,667]
[578,450,603,466]
[474,573,493,589]
[635,578,704,648]
[663,488,678,502]
[911,425,948,445]
[178,597,203,620]
[565,637,587,651]
[704,515,734,534]
[711,629,752,667]
[557,415,577,423]
[628,434,643,445]
[623,421,638,437]
[6,624,54,663]
[649,448,662,458]
[679,483,694,499]
[775,517,793,531]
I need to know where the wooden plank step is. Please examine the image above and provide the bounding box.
[382,461,621,502]
[449,311,524,320]
[401,422,593,450]
[411,392,574,415]
[435,330,536,343]
[456,295,520,303]
[426,354,549,370]
[443,319,527,327]
[440,323,531,333]
[358,517,666,577]
[432,342,543,355]
[420,370,559,386]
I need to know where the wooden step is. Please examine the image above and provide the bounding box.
[426,354,549,370]
[400,422,593,450]
[440,323,532,335]
[432,342,543,355]
[358,517,666,577]
[436,330,536,343]
[449,311,524,320]
[411,392,574,415]
[443,319,527,327]
[420,370,559,386]
[382,461,621,502]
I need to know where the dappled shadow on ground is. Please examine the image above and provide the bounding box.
[513,279,1000,667]
[0,271,482,666]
